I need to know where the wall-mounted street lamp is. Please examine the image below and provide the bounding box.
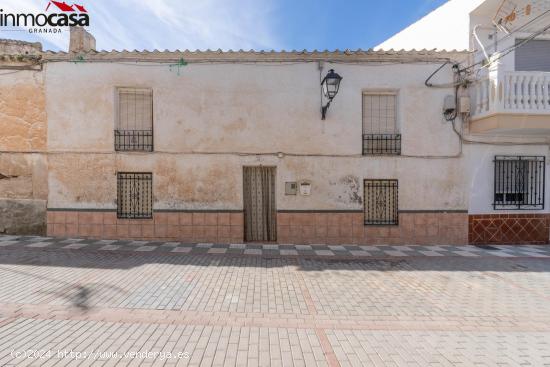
[320,69,343,120]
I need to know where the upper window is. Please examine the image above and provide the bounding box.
[515,39,550,72]
[364,179,398,225]
[115,88,153,151]
[362,92,401,155]
[493,156,545,210]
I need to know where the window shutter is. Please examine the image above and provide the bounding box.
[117,88,153,130]
[362,94,397,134]
[515,39,550,72]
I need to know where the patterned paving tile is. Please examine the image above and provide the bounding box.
[0,235,19,241]
[419,250,444,257]
[59,238,85,243]
[314,250,335,256]
[135,246,156,251]
[280,249,298,256]
[360,245,380,251]
[393,245,414,251]
[99,245,121,251]
[128,240,149,246]
[328,245,346,251]
[349,250,370,256]
[62,243,89,249]
[26,242,52,248]
[171,247,192,253]
[196,243,214,248]
[93,239,117,245]
[491,251,517,257]
[453,250,479,257]
[518,251,549,258]
[244,249,262,255]
[230,243,246,249]
[384,250,408,257]
[2,235,550,260]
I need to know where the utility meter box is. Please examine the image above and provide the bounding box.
[459,96,470,114]
[299,181,311,196]
[285,182,297,195]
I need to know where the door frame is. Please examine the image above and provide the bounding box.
[242,165,277,242]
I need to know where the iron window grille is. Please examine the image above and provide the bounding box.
[493,156,545,210]
[363,134,402,155]
[364,179,399,225]
[362,93,401,155]
[117,172,153,219]
[115,88,153,151]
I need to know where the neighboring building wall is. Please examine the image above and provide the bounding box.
[375,0,484,51]
[0,40,47,234]
[466,0,550,244]
[466,144,550,244]
[44,55,469,244]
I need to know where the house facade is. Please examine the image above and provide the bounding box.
[0,39,47,235]
[2,0,550,245]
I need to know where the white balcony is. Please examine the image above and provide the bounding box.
[470,71,550,134]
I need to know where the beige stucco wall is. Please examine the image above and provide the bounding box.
[0,65,47,234]
[45,60,468,211]
[47,153,466,210]
[46,62,460,156]
[0,70,46,152]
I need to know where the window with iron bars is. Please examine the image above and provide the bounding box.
[362,93,401,155]
[364,179,398,225]
[493,156,545,210]
[117,172,153,219]
[115,88,153,151]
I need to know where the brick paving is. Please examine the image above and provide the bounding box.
[0,236,549,366]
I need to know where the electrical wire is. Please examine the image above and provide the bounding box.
[463,22,550,72]
[424,9,550,84]
[455,8,550,69]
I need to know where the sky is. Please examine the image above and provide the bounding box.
[1,0,448,52]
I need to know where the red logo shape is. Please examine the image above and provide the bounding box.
[45,1,87,12]
[73,4,87,12]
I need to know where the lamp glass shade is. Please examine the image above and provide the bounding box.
[321,69,342,100]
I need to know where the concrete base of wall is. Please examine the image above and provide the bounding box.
[0,199,46,235]
[47,210,469,245]
[469,214,550,245]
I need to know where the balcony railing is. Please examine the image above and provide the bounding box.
[363,134,401,155]
[114,129,153,151]
[471,71,550,117]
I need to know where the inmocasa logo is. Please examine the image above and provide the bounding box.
[0,1,89,33]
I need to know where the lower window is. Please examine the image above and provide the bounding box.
[117,172,153,219]
[493,156,545,210]
[364,179,398,225]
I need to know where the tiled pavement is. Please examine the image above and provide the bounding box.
[0,236,549,366]
[1,235,550,259]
